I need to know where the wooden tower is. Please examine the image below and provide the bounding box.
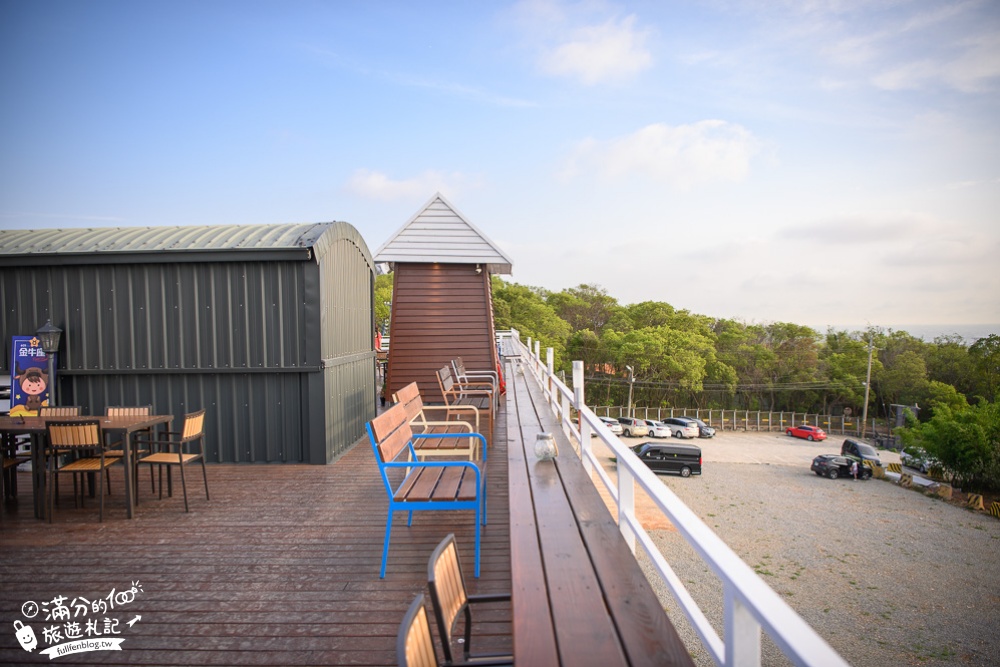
[374,193,514,403]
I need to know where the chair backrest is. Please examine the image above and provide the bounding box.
[46,419,103,450]
[427,533,470,663]
[367,403,413,465]
[106,405,152,417]
[39,406,82,417]
[181,409,206,441]
[435,366,457,398]
[393,382,424,424]
[397,594,438,667]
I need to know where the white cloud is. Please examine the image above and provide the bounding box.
[538,14,652,85]
[560,120,760,189]
[345,169,476,201]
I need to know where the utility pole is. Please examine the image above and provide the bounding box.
[626,365,634,418]
[861,337,874,439]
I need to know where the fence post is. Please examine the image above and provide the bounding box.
[725,586,762,667]
[574,361,592,475]
[618,465,637,553]
[546,347,556,413]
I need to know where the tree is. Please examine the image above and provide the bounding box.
[375,273,393,334]
[875,350,929,408]
[546,284,622,334]
[492,278,571,366]
[969,334,1000,400]
[898,401,1000,492]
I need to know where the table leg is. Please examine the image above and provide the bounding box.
[122,431,134,519]
[31,433,45,520]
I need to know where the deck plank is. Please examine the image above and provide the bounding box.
[0,405,511,666]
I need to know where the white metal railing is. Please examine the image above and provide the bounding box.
[509,331,849,667]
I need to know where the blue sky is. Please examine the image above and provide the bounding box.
[2,1,998,332]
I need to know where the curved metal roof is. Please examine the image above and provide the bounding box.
[0,222,369,266]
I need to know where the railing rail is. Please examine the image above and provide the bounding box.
[508,331,849,667]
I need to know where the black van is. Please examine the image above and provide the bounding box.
[841,439,881,467]
[629,442,702,478]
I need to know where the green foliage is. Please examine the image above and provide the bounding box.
[492,277,571,367]
[374,273,393,334]
[897,401,1000,492]
[969,334,1000,399]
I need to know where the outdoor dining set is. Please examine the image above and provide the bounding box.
[0,405,210,522]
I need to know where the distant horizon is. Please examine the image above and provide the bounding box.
[807,323,998,343]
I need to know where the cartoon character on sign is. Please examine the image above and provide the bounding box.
[13,363,48,415]
[14,620,37,652]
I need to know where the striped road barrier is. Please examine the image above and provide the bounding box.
[968,494,984,511]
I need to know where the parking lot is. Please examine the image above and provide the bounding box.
[596,431,1000,667]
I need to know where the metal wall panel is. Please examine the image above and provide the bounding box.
[1,222,376,464]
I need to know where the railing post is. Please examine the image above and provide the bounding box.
[725,586,762,667]
[546,347,556,412]
[574,361,592,474]
[617,465,637,553]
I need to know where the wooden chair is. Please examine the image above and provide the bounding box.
[39,405,83,417]
[451,358,500,407]
[46,419,120,522]
[136,409,210,512]
[397,593,510,667]
[105,405,156,494]
[367,403,487,578]
[393,382,481,461]
[427,534,512,665]
[397,594,440,667]
[435,367,494,448]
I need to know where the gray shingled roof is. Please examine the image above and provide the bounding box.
[373,193,513,275]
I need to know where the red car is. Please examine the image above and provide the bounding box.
[786,425,827,441]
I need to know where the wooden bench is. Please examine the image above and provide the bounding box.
[366,402,488,578]
[435,365,494,448]
[505,358,695,666]
[392,382,482,461]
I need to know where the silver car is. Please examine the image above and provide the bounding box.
[662,417,699,439]
[598,416,624,435]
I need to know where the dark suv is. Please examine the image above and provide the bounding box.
[841,439,881,467]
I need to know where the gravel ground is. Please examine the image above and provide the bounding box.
[596,432,1000,667]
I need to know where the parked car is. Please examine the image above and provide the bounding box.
[617,417,649,437]
[684,417,716,438]
[662,417,700,439]
[599,416,624,435]
[840,438,881,467]
[811,454,871,480]
[900,447,938,474]
[630,443,702,477]
[785,425,827,441]
[644,420,672,438]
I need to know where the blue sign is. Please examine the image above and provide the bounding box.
[9,336,56,417]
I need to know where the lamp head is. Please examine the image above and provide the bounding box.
[36,320,63,354]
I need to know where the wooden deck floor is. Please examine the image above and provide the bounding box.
[0,404,512,665]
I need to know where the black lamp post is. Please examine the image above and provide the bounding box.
[36,320,62,406]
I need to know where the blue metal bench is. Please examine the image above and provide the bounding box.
[366,402,488,578]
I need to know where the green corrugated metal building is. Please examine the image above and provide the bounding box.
[0,222,377,464]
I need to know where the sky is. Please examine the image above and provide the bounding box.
[2,0,998,335]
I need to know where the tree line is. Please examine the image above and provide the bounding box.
[490,279,998,416]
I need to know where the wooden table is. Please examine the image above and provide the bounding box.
[0,414,172,520]
[505,360,695,666]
